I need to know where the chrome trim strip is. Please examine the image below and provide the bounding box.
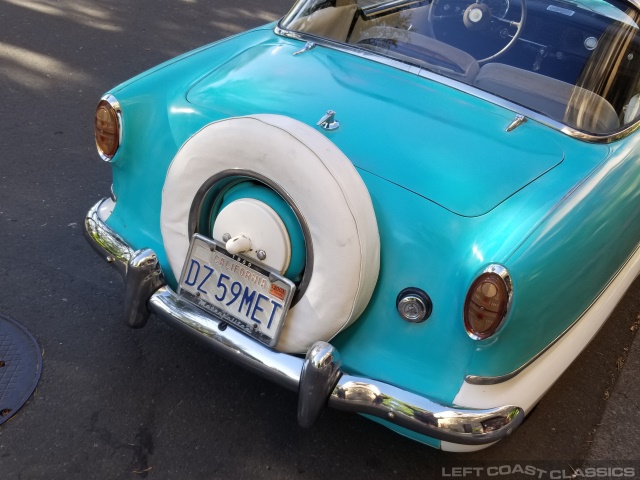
[466,240,640,385]
[329,375,523,444]
[275,25,422,74]
[85,198,524,445]
[274,24,640,143]
[466,360,531,385]
[414,67,638,143]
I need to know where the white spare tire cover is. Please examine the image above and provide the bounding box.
[161,115,380,353]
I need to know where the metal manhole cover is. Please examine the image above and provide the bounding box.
[0,314,42,425]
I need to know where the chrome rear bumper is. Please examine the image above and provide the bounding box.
[85,198,524,446]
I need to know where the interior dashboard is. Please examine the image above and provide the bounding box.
[417,0,620,82]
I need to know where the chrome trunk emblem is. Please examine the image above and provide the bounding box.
[317,110,340,131]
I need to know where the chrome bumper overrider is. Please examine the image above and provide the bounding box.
[85,198,524,446]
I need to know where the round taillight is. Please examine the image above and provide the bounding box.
[464,268,511,340]
[95,98,120,160]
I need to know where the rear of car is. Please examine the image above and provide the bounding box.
[86,0,640,450]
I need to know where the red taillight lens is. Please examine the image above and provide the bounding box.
[95,100,119,159]
[464,271,510,339]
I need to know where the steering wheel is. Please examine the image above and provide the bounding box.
[428,0,527,64]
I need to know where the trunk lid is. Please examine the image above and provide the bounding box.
[187,41,564,216]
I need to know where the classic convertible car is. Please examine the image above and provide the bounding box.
[85,0,640,451]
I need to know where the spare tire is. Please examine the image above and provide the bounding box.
[161,114,380,353]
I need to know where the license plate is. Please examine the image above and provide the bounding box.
[177,234,296,347]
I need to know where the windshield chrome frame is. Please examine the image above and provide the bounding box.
[275,0,640,144]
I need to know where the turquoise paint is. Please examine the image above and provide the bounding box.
[467,138,640,376]
[100,24,636,420]
[186,42,566,217]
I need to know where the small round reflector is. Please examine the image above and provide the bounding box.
[464,270,511,339]
[95,99,120,160]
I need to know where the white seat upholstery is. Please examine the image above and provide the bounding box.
[475,63,620,133]
[288,5,359,43]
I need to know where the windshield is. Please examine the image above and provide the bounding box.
[281,0,640,136]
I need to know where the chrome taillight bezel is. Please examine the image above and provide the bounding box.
[464,264,513,340]
[95,94,122,162]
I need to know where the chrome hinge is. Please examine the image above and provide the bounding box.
[506,114,527,132]
[293,41,316,56]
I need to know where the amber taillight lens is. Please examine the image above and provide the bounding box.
[464,271,510,339]
[95,100,120,159]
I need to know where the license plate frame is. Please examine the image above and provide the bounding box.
[177,234,296,347]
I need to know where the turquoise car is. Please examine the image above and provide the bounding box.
[85,0,640,451]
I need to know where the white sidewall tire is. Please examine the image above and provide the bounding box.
[161,115,380,353]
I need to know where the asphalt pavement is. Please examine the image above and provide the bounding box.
[0,1,639,479]
[587,314,640,463]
